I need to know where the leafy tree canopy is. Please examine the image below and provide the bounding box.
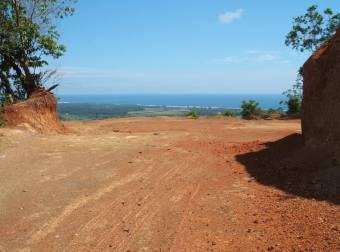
[285,5,340,52]
[0,0,77,103]
[283,5,340,115]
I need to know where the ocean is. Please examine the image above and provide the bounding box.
[58,94,284,109]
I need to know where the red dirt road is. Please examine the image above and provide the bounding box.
[0,117,339,251]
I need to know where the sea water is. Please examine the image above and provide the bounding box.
[58,94,284,109]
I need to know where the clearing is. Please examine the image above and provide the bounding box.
[0,117,339,251]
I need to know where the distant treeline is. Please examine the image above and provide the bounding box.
[57,103,239,120]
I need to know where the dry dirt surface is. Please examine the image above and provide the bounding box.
[0,117,339,251]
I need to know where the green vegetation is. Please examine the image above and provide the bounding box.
[285,5,340,53]
[221,110,236,117]
[240,103,284,120]
[0,109,4,127]
[281,70,303,115]
[57,104,234,120]
[186,110,198,119]
[262,108,284,119]
[0,93,14,107]
[58,104,144,120]
[266,108,279,114]
[240,100,262,119]
[284,5,340,114]
[0,0,77,102]
[0,97,8,126]
[286,96,301,115]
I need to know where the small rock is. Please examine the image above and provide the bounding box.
[330,225,338,231]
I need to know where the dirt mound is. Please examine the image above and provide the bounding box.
[302,28,340,155]
[4,89,65,133]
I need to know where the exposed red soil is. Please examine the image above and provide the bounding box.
[0,117,338,251]
[4,89,66,133]
[302,27,340,153]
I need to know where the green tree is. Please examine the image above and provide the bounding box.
[241,100,262,119]
[0,0,77,103]
[285,5,340,52]
[284,5,340,113]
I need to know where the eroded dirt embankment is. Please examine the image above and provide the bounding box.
[0,117,338,251]
[3,90,65,133]
[303,28,340,154]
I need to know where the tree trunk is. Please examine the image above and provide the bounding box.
[4,56,23,78]
[19,57,37,96]
[11,0,38,97]
[0,71,16,100]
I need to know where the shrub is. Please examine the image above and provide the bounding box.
[222,110,236,117]
[287,96,301,114]
[262,108,284,119]
[0,109,5,127]
[186,110,198,119]
[241,100,262,119]
[281,71,302,115]
[0,94,15,107]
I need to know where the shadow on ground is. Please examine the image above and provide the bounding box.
[236,134,339,205]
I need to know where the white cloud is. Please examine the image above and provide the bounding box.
[210,50,287,64]
[218,9,244,24]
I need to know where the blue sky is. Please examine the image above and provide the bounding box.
[52,0,339,95]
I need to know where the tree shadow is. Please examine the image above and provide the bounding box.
[235,133,339,205]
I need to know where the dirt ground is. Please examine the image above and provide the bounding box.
[0,117,339,251]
